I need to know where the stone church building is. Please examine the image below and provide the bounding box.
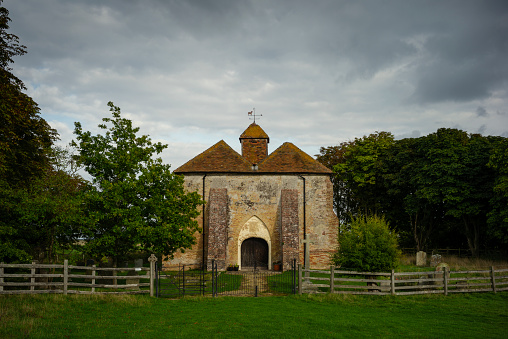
[163,122,338,271]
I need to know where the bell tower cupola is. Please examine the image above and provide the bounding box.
[239,122,269,165]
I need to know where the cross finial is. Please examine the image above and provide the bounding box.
[247,108,262,123]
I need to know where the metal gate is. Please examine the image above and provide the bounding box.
[211,259,297,297]
[156,263,206,298]
[156,260,297,298]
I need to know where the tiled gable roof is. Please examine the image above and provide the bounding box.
[239,123,269,140]
[257,142,332,174]
[175,126,332,175]
[174,140,252,173]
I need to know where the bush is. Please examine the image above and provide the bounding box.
[333,215,401,272]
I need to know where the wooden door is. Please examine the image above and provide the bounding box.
[241,238,268,268]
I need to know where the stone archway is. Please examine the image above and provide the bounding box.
[237,216,271,270]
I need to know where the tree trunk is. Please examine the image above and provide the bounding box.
[464,217,479,257]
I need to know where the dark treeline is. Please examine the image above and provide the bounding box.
[317,129,508,257]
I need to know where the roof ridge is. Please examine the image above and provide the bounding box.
[257,142,332,174]
[174,140,252,173]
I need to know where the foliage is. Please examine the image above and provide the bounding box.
[0,1,63,263]
[72,102,204,266]
[316,141,357,224]
[384,129,498,254]
[487,137,508,245]
[333,132,394,220]
[333,214,400,272]
[0,148,86,263]
[0,2,56,185]
[0,1,26,87]
[323,127,505,254]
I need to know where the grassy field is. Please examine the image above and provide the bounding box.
[1,292,507,338]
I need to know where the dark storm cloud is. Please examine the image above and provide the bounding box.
[410,1,508,103]
[476,106,488,117]
[4,0,508,168]
[10,0,507,104]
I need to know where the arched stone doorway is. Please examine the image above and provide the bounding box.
[241,238,268,269]
[237,216,272,270]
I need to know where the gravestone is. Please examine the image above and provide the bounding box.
[435,262,449,272]
[126,259,143,290]
[434,262,450,285]
[430,254,442,267]
[416,251,427,266]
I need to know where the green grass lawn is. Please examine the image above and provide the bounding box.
[1,293,507,338]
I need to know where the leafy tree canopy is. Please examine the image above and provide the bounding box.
[333,131,394,217]
[72,102,204,265]
[322,127,506,255]
[1,0,63,263]
[0,0,56,185]
[487,137,508,245]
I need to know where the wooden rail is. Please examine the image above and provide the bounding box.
[1,255,158,296]
[298,265,508,296]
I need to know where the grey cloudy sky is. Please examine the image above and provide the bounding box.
[5,0,508,169]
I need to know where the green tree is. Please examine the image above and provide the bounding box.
[316,141,357,225]
[0,1,59,263]
[384,129,499,255]
[333,132,394,217]
[72,102,204,266]
[383,136,446,251]
[17,165,86,263]
[487,137,508,246]
[410,129,496,256]
[0,147,86,263]
[0,2,56,184]
[333,214,400,272]
[0,1,25,87]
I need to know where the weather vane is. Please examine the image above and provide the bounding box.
[247,108,262,123]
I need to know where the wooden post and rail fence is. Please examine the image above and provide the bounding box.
[297,264,508,296]
[0,254,158,296]
[2,255,507,297]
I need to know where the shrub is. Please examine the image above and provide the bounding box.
[333,214,401,272]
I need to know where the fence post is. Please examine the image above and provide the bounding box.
[329,265,335,294]
[211,259,215,297]
[443,267,448,296]
[155,262,159,298]
[148,254,157,297]
[491,266,497,294]
[91,265,96,294]
[293,259,297,295]
[63,259,68,295]
[298,264,303,295]
[182,265,186,297]
[391,270,395,296]
[0,262,4,292]
[31,261,36,291]
[201,264,205,296]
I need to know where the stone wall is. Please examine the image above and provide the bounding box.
[207,188,229,270]
[164,174,338,270]
[280,189,299,270]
